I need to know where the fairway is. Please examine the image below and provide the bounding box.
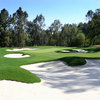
[0,46,100,83]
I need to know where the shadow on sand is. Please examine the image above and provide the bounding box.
[29,59,100,94]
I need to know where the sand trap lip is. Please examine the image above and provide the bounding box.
[4,53,30,58]
[6,48,39,51]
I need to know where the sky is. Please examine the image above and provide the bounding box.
[0,0,100,28]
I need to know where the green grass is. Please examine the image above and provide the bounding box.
[0,46,100,83]
[60,57,86,66]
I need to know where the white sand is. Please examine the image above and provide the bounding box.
[61,50,70,53]
[1,59,100,100]
[4,53,30,58]
[61,49,88,53]
[73,49,88,53]
[6,48,38,51]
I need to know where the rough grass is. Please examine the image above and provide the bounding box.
[0,46,100,83]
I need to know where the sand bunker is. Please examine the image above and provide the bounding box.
[4,53,30,58]
[61,50,70,53]
[1,59,100,100]
[61,49,88,53]
[73,49,88,53]
[6,48,38,51]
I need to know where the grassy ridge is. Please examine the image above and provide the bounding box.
[60,57,86,66]
[0,46,100,83]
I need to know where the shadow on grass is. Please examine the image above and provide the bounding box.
[59,57,86,66]
[85,47,100,53]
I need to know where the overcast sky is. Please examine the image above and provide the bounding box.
[0,0,100,27]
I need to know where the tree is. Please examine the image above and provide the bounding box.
[0,7,100,47]
[59,24,78,46]
[49,20,62,45]
[27,14,45,46]
[0,9,11,47]
[13,7,28,47]
[86,10,94,21]
[59,24,69,46]
[92,9,100,37]
[93,35,100,45]
[76,32,85,46]
[45,29,52,45]
[86,9,100,45]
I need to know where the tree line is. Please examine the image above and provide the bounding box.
[0,7,100,47]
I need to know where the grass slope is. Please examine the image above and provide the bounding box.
[60,57,86,66]
[0,46,100,83]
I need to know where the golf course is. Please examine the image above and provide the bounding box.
[0,0,100,99]
[1,46,100,83]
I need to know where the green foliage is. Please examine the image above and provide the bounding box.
[0,9,11,47]
[49,20,62,46]
[13,7,28,47]
[0,7,100,47]
[59,24,78,46]
[84,38,90,46]
[94,35,100,45]
[26,14,45,46]
[86,9,100,45]
[76,32,85,46]
[50,38,57,45]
